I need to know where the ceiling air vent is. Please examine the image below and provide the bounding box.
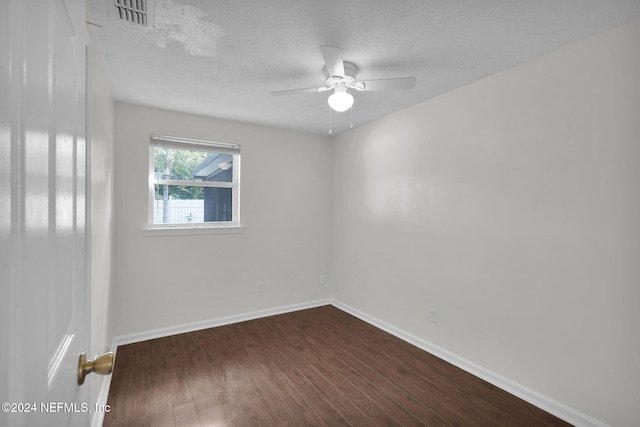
[114,0,148,26]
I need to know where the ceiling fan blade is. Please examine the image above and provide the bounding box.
[358,77,416,91]
[271,86,327,96]
[320,46,345,78]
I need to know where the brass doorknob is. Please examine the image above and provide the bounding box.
[77,352,114,385]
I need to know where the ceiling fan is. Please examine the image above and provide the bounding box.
[271,46,417,113]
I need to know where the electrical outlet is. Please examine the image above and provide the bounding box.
[319,275,325,285]
[257,282,264,293]
[429,308,438,323]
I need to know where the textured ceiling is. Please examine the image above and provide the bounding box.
[88,0,640,136]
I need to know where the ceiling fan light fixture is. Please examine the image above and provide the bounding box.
[328,85,354,112]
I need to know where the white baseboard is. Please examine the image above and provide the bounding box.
[112,298,331,347]
[93,297,607,427]
[331,300,608,427]
[91,340,118,427]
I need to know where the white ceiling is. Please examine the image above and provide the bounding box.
[88,0,640,136]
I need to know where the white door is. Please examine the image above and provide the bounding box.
[1,0,90,426]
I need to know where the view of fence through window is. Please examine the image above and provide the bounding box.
[153,199,205,223]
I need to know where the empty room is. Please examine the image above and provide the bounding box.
[2,0,639,426]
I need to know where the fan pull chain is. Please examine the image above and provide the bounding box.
[328,105,333,135]
[350,105,354,129]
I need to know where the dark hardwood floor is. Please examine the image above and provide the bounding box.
[103,305,572,426]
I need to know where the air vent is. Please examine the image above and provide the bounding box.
[114,0,147,26]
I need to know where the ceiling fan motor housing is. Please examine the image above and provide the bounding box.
[326,62,363,90]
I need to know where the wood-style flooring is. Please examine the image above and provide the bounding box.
[103,305,572,426]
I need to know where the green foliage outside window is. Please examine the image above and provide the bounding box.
[153,147,208,200]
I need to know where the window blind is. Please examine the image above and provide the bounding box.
[150,135,240,155]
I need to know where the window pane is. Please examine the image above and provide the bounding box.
[153,147,233,183]
[203,187,233,222]
[153,184,233,224]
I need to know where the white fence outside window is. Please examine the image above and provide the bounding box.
[153,199,204,224]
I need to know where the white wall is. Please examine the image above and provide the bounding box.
[331,17,640,427]
[112,103,332,336]
[88,25,115,423]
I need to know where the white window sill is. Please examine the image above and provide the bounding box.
[142,224,245,237]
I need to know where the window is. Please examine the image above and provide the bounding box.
[146,135,241,235]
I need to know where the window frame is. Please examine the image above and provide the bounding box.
[144,134,243,236]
